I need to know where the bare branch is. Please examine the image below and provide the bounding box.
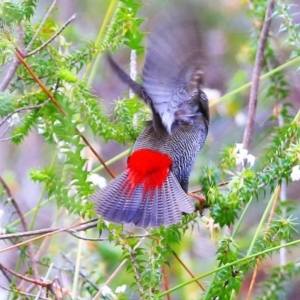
[26,0,58,51]
[0,284,49,300]
[92,237,147,300]
[0,133,23,142]
[0,25,24,92]
[172,250,205,290]
[0,176,40,282]
[123,243,147,298]
[0,263,46,287]
[14,48,115,178]
[0,100,50,129]
[242,0,276,149]
[61,252,99,291]
[27,13,77,57]
[0,218,98,240]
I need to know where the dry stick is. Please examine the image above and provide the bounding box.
[242,2,276,297]
[27,14,76,57]
[0,221,85,254]
[0,25,25,92]
[0,264,48,287]
[246,185,280,300]
[61,252,99,291]
[14,48,115,178]
[242,0,276,150]
[171,251,205,291]
[0,284,49,300]
[0,218,98,240]
[26,0,58,51]
[92,237,147,300]
[0,133,24,142]
[0,0,72,92]
[123,243,147,299]
[161,265,171,300]
[154,237,171,300]
[0,100,50,129]
[0,176,40,284]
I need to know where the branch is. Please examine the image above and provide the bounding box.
[91,237,147,300]
[61,252,99,291]
[0,218,98,240]
[27,13,76,57]
[0,25,24,92]
[14,48,115,178]
[26,0,58,51]
[246,185,280,300]
[0,263,60,299]
[0,284,49,300]
[172,251,205,291]
[242,0,276,149]
[0,133,23,142]
[0,176,40,282]
[0,220,89,254]
[0,100,50,129]
[123,243,147,299]
[0,263,45,287]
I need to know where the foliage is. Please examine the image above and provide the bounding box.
[0,0,300,299]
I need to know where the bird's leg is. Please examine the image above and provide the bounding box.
[188,191,206,215]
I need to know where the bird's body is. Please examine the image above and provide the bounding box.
[91,5,210,228]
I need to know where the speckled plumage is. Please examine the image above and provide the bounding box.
[91,5,210,228]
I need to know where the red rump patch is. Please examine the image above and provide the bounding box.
[127,149,172,192]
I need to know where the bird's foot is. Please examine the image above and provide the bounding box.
[187,191,206,215]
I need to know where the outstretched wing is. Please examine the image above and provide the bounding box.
[142,5,204,133]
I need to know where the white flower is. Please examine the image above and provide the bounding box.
[100,285,115,298]
[202,88,221,102]
[234,143,255,168]
[87,174,107,188]
[115,284,126,294]
[234,112,247,127]
[291,165,300,181]
[7,113,21,127]
[246,154,256,168]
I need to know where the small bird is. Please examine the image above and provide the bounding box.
[91,6,210,228]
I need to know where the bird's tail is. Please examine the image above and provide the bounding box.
[91,150,195,228]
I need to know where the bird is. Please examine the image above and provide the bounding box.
[91,5,210,228]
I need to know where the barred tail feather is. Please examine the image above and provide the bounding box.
[91,171,195,228]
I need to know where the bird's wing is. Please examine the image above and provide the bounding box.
[142,5,204,133]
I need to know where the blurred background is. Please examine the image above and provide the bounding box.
[0,0,300,299]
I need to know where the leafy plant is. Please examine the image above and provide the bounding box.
[0,0,299,299]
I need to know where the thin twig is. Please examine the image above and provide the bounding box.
[0,220,86,254]
[0,100,50,129]
[92,237,147,300]
[35,263,53,300]
[26,0,58,51]
[69,231,148,241]
[61,252,99,291]
[242,0,276,149]
[0,25,24,92]
[123,243,146,299]
[172,251,205,291]
[0,263,47,287]
[27,14,76,57]
[0,176,40,282]
[0,133,24,142]
[0,218,98,240]
[14,48,115,178]
[246,185,280,300]
[0,284,49,300]
[161,265,171,300]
